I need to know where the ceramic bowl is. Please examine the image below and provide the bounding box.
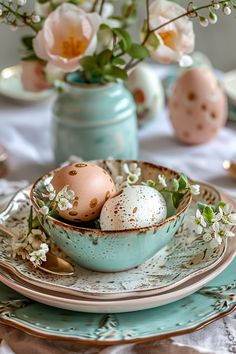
[30,160,192,272]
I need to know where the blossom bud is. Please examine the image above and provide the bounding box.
[223,5,232,15]
[199,16,209,27]
[212,2,220,10]
[17,0,27,6]
[209,11,218,24]
[31,14,41,23]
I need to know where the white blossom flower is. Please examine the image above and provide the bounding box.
[221,204,236,225]
[57,197,73,211]
[190,209,207,234]
[56,185,75,202]
[157,174,167,188]
[210,236,222,249]
[190,184,200,195]
[123,163,141,185]
[40,205,49,215]
[115,175,128,189]
[203,232,212,242]
[28,229,47,249]
[29,243,49,267]
[212,222,235,239]
[43,175,53,187]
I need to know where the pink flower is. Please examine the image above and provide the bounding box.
[21,60,51,92]
[147,0,195,64]
[33,3,101,73]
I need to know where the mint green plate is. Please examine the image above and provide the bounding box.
[0,255,236,345]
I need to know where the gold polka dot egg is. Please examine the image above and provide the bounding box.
[51,162,116,222]
[169,67,227,144]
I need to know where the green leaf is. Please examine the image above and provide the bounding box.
[21,36,34,50]
[145,179,156,188]
[127,43,149,60]
[97,50,113,67]
[178,173,189,191]
[113,28,132,51]
[203,206,215,224]
[21,53,38,61]
[112,57,126,66]
[172,192,184,209]
[122,0,138,25]
[79,56,98,71]
[32,216,41,229]
[146,32,160,50]
[167,178,179,192]
[37,0,49,3]
[99,23,111,31]
[105,65,128,80]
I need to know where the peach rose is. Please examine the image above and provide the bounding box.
[147,0,195,64]
[33,3,101,72]
[21,60,51,92]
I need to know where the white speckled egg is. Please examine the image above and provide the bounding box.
[126,63,164,126]
[100,185,167,231]
[51,162,116,222]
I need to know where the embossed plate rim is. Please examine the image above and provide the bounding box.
[0,183,227,300]
[0,235,235,344]
[0,231,235,313]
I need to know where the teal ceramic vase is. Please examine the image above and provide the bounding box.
[52,74,138,164]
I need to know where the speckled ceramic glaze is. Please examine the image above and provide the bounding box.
[31,160,192,272]
[169,67,227,145]
[0,182,225,302]
[0,254,236,344]
[53,77,138,164]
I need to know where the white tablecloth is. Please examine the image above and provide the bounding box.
[0,74,236,353]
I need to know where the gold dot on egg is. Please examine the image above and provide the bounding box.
[183,131,190,138]
[133,207,138,214]
[69,211,78,216]
[187,92,197,101]
[73,201,79,208]
[197,124,204,131]
[201,103,207,111]
[74,163,87,168]
[211,112,217,119]
[69,170,77,176]
[75,196,79,201]
[90,198,98,208]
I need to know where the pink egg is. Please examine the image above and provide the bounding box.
[169,67,228,144]
[51,162,116,222]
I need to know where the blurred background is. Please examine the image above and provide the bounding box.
[0,0,235,71]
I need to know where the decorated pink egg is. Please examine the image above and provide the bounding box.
[169,67,228,144]
[51,162,116,222]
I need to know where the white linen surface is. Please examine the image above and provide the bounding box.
[0,72,236,354]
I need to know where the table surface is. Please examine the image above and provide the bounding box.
[0,70,236,354]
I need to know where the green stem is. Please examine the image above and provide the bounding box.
[91,0,100,12]
[146,0,150,31]
[0,2,38,32]
[99,0,105,15]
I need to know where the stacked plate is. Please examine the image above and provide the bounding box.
[0,183,235,315]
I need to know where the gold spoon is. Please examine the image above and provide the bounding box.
[223,160,236,180]
[0,224,74,276]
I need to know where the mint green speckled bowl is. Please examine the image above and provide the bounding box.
[30,160,192,272]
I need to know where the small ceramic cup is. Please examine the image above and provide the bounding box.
[30,160,192,272]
